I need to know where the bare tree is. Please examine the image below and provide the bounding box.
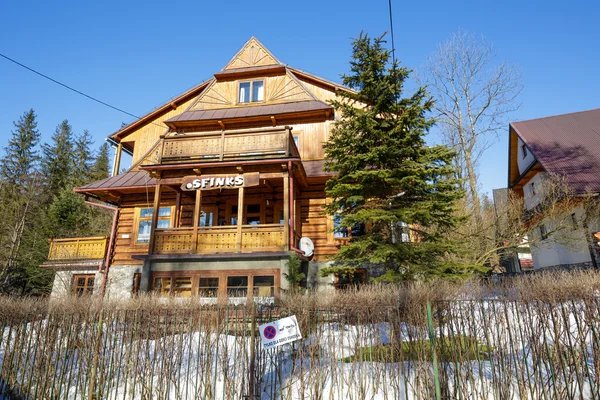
[422,29,523,236]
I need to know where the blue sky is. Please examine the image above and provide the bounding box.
[0,0,598,196]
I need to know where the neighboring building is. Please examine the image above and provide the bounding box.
[43,38,360,299]
[507,108,600,270]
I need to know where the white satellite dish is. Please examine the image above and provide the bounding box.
[299,237,314,257]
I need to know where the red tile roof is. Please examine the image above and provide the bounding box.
[510,108,600,193]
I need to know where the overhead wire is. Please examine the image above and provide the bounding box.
[0,52,166,130]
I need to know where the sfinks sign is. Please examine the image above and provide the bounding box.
[181,172,259,191]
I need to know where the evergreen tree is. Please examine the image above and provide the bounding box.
[0,110,52,293]
[42,120,74,198]
[1,109,40,188]
[322,33,468,282]
[72,129,94,186]
[90,142,111,181]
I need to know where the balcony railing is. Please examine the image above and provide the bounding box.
[157,128,299,164]
[47,237,109,261]
[153,225,285,254]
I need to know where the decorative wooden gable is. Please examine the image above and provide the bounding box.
[223,37,280,70]
[187,37,316,112]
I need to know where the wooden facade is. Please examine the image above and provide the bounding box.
[48,37,356,299]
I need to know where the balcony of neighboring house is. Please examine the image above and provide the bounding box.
[146,127,299,166]
[43,237,109,269]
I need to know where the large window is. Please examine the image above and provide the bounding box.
[227,276,248,297]
[238,80,264,103]
[72,274,95,296]
[333,214,349,238]
[198,277,220,297]
[253,276,275,297]
[335,269,367,290]
[150,271,277,299]
[136,207,172,243]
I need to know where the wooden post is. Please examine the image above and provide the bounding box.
[220,129,225,161]
[290,169,296,249]
[112,142,122,176]
[174,191,182,228]
[283,172,289,251]
[236,186,244,252]
[147,183,162,255]
[193,190,202,253]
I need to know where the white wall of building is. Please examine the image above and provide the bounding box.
[530,205,592,269]
[517,137,536,175]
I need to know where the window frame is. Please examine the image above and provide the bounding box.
[133,206,175,245]
[237,79,265,104]
[540,224,548,240]
[72,274,95,296]
[521,144,528,159]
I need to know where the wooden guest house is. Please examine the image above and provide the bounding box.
[43,38,358,300]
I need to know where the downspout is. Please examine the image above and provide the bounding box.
[287,160,304,256]
[84,200,119,297]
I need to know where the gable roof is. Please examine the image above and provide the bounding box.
[509,108,600,193]
[222,37,282,70]
[107,37,351,143]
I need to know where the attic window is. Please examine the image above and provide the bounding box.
[521,144,528,158]
[239,80,264,103]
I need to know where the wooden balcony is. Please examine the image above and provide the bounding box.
[157,127,299,165]
[47,237,109,261]
[153,224,285,255]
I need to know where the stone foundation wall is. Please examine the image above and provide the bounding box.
[103,265,142,300]
[50,269,102,298]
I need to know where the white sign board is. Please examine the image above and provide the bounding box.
[259,315,302,350]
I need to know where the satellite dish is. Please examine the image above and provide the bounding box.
[299,237,314,258]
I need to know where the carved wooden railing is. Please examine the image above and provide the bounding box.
[158,128,299,164]
[153,225,285,254]
[47,237,109,261]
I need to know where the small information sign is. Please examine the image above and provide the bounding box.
[258,315,302,350]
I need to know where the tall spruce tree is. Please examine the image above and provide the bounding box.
[90,142,111,181]
[322,33,468,282]
[72,129,94,186]
[42,120,74,198]
[0,110,52,293]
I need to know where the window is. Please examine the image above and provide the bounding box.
[172,277,193,298]
[253,276,275,297]
[230,203,262,225]
[333,214,349,238]
[540,224,548,240]
[238,80,264,103]
[571,213,578,230]
[521,144,528,158]
[335,269,367,290]
[399,221,410,243]
[72,274,95,296]
[227,276,248,297]
[198,277,220,297]
[137,207,172,243]
[153,277,172,297]
[200,207,217,227]
[530,182,536,196]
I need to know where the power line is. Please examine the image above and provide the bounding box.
[0,52,167,131]
[388,0,397,68]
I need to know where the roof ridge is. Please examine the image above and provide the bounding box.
[512,107,600,126]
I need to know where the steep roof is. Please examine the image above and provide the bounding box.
[509,108,600,193]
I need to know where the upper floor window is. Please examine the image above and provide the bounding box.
[530,182,536,196]
[521,144,528,159]
[238,80,264,103]
[137,207,172,243]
